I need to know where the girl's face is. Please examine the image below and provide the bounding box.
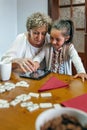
[50,28,68,50]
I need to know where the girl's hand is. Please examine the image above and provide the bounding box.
[73,73,87,82]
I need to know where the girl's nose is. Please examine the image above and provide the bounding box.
[52,39,57,45]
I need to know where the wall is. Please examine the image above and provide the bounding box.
[0,0,48,59]
[0,0,17,58]
[17,0,48,33]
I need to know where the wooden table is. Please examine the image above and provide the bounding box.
[0,72,87,130]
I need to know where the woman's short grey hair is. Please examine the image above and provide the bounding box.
[26,12,52,32]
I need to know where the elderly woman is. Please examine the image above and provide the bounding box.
[1,12,52,73]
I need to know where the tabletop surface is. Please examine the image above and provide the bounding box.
[0,72,87,130]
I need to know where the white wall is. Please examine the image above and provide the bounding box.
[0,0,48,59]
[0,0,17,58]
[17,0,48,33]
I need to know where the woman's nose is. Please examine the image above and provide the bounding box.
[38,33,43,41]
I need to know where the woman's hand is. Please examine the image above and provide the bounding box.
[73,73,87,82]
[12,58,37,73]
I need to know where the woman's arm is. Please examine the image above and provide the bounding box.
[1,34,26,63]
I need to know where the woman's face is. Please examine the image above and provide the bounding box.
[28,26,47,48]
[50,28,67,50]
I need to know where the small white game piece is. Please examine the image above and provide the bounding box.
[10,99,21,106]
[27,103,39,112]
[29,92,39,98]
[39,103,53,108]
[53,104,62,109]
[40,92,52,97]
[16,94,31,102]
[15,81,29,87]
[20,101,33,107]
[0,99,9,108]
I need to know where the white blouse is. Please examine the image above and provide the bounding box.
[1,33,50,63]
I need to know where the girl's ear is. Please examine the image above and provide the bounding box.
[65,35,70,42]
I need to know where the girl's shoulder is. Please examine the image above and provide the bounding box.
[62,43,76,56]
[63,43,74,50]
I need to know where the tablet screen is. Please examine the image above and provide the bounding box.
[19,69,51,80]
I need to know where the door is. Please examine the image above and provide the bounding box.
[48,0,87,74]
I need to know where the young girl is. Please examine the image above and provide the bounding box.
[32,19,87,81]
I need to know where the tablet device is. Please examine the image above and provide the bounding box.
[19,69,51,80]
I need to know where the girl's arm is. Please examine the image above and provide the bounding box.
[69,44,87,81]
[69,44,85,73]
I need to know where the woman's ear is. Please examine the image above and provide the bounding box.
[65,35,70,42]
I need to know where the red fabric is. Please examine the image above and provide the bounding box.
[61,93,87,112]
[38,77,68,92]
